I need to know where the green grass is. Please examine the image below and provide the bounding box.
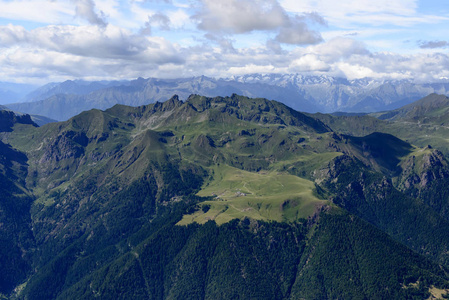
[271,151,342,177]
[177,164,327,225]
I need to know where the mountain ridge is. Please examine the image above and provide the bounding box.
[2,95,449,298]
[312,93,449,156]
[5,75,449,121]
[374,93,449,122]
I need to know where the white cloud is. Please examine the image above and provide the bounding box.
[289,54,329,72]
[73,0,107,26]
[331,51,449,82]
[227,64,280,75]
[0,24,183,61]
[95,0,121,19]
[193,0,324,46]
[303,37,370,63]
[0,0,73,24]
[148,13,171,30]
[194,0,288,34]
[0,23,185,83]
[129,2,155,23]
[335,62,378,79]
[275,16,323,45]
[31,25,147,58]
[280,0,447,28]
[167,9,190,28]
[0,24,28,46]
[0,0,448,85]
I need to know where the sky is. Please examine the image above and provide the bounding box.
[0,0,448,84]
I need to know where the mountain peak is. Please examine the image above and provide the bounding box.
[0,109,37,132]
[182,94,330,133]
[6,75,449,121]
[374,93,449,121]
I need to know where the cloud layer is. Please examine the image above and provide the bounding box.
[0,0,448,84]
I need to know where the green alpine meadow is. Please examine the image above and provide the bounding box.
[2,93,449,299]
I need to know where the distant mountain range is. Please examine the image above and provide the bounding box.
[229,74,449,112]
[23,79,128,103]
[4,74,449,121]
[0,82,37,104]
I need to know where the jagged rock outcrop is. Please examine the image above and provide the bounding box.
[319,154,449,266]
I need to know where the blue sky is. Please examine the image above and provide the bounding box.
[0,0,448,84]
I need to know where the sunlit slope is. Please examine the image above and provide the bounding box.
[178,165,327,225]
[313,94,449,156]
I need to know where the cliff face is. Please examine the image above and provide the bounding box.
[319,153,449,266]
[321,146,449,221]
[393,148,449,219]
[0,109,37,132]
[400,149,448,188]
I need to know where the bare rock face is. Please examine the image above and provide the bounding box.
[0,110,37,132]
[422,148,445,168]
[393,149,449,219]
[399,149,449,191]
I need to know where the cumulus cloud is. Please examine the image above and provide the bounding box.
[302,12,327,26]
[324,50,449,82]
[166,9,190,28]
[289,54,330,72]
[0,24,29,46]
[144,12,172,31]
[1,0,449,84]
[193,0,324,46]
[73,0,107,27]
[34,26,146,58]
[419,40,449,49]
[266,39,284,54]
[304,37,370,63]
[194,0,288,34]
[140,21,152,36]
[139,9,189,36]
[2,22,448,84]
[0,24,184,63]
[203,34,237,53]
[0,23,186,83]
[275,14,324,45]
